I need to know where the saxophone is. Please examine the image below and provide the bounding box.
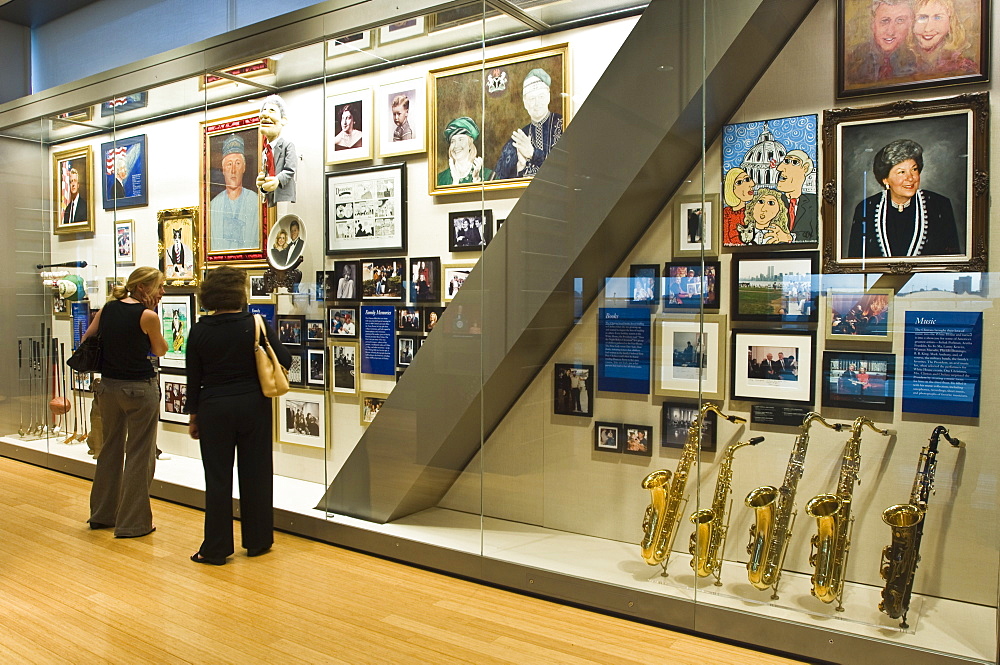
[805,416,893,611]
[690,435,764,584]
[879,425,961,628]
[641,402,745,575]
[745,412,845,599]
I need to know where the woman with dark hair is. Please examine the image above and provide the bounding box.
[185,266,291,565]
[333,103,363,149]
[847,138,960,258]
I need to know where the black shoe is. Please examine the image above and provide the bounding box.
[246,546,271,557]
[89,522,114,530]
[114,526,156,538]
[190,552,226,566]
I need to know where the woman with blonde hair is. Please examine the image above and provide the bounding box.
[739,187,792,245]
[82,266,167,537]
[911,0,977,77]
[722,166,755,245]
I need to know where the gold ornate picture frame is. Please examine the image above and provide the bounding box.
[158,207,201,289]
[52,145,95,235]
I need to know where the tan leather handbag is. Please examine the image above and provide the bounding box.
[253,314,289,397]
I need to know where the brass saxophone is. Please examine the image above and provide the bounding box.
[641,402,745,575]
[805,416,893,611]
[745,412,845,599]
[690,435,764,584]
[879,425,961,628]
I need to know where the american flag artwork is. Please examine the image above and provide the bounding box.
[106,145,128,175]
[60,160,71,208]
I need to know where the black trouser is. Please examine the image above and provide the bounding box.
[197,390,274,559]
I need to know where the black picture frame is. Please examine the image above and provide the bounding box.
[331,260,362,301]
[397,335,417,367]
[553,363,594,417]
[661,402,717,452]
[448,210,494,252]
[277,314,305,347]
[409,256,442,302]
[424,306,445,332]
[731,329,816,404]
[396,307,422,332]
[305,319,325,345]
[663,261,721,309]
[731,252,818,322]
[287,351,306,387]
[594,422,623,453]
[327,307,359,339]
[360,258,406,301]
[623,424,654,457]
[628,264,660,306]
[325,162,407,255]
[821,351,896,412]
[306,348,326,387]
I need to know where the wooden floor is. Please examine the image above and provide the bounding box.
[0,457,809,665]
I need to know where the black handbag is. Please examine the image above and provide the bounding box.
[67,317,103,373]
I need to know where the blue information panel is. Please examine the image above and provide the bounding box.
[248,303,276,328]
[903,311,982,418]
[598,307,651,394]
[70,301,91,351]
[361,305,395,376]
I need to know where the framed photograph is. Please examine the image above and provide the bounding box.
[397,336,417,367]
[328,308,358,338]
[722,114,819,247]
[653,314,727,401]
[731,330,816,404]
[361,258,405,300]
[594,422,623,453]
[360,392,388,426]
[429,44,570,195]
[661,402,717,452]
[277,315,305,347]
[822,93,988,273]
[71,371,93,393]
[410,257,441,302]
[731,252,818,322]
[424,306,445,332]
[822,351,896,412]
[626,264,659,307]
[287,352,305,387]
[114,220,135,266]
[396,307,422,332]
[201,112,265,266]
[826,288,894,342]
[325,163,406,254]
[379,17,425,44]
[553,363,594,417]
[330,260,360,301]
[105,276,125,300]
[100,134,147,210]
[664,261,720,309]
[377,78,425,158]
[837,0,989,98]
[306,348,326,387]
[331,341,359,394]
[277,390,325,448]
[326,32,370,58]
[266,213,307,271]
[623,424,654,457]
[52,146,94,235]
[674,194,721,256]
[157,293,195,370]
[52,293,69,319]
[202,59,275,89]
[158,207,200,288]
[305,319,325,344]
[448,210,494,252]
[158,374,189,425]
[101,93,148,116]
[326,88,373,164]
[443,262,475,302]
[247,269,274,303]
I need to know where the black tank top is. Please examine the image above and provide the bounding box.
[99,299,155,380]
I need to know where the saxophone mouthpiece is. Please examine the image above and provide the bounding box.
[882,428,897,437]
[728,415,747,424]
[748,436,765,445]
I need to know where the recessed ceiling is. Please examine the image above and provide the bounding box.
[0,0,102,28]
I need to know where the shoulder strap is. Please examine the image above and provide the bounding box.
[253,314,263,347]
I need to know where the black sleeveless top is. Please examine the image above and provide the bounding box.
[99,299,155,380]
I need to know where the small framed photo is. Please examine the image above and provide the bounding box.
[326,163,406,254]
[443,262,475,302]
[105,276,125,300]
[327,31,370,58]
[53,145,94,235]
[71,371,93,393]
[287,352,305,387]
[360,392,389,426]
[653,315,727,401]
[664,261,721,309]
[674,194,720,256]
[277,390,325,448]
[594,422,623,453]
[305,319,325,344]
[424,306,445,332]
[448,210,493,252]
[328,308,358,338]
[331,342,358,394]
[157,293,195,370]
[277,314,305,347]
[52,294,69,319]
[731,252,817,322]
[731,330,816,404]
[623,424,654,457]
[397,336,417,367]
[661,402,717,452]
[379,17,425,44]
[326,88,373,164]
[158,373,189,425]
[553,363,594,417]
[822,351,896,412]
[100,134,148,210]
[306,348,326,387]
[410,257,441,302]
[158,207,200,288]
[247,269,274,303]
[361,258,406,300]
[628,264,660,306]
[826,288,893,342]
[396,307,422,332]
[114,220,135,266]
[331,260,361,300]
[377,77,425,158]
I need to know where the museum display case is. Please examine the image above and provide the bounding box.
[0,1,996,663]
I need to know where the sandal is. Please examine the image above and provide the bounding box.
[190,552,226,566]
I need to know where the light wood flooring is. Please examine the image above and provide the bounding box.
[0,456,810,664]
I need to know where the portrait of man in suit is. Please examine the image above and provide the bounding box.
[62,167,87,225]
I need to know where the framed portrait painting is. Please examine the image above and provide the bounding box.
[158,373,189,425]
[429,44,570,195]
[157,293,195,370]
[822,350,896,412]
[837,0,989,98]
[731,252,818,322]
[115,220,135,266]
[201,112,265,266]
[52,146,94,235]
[377,78,425,158]
[277,390,325,448]
[721,114,819,247]
[826,288,894,342]
[410,257,441,302]
[653,315,726,401]
[325,163,406,255]
[661,402,717,452]
[730,330,816,404]
[331,341,358,394]
[822,93,988,273]
[674,194,721,256]
[553,363,594,417]
[663,261,720,310]
[158,207,200,288]
[594,422,623,453]
[448,210,493,252]
[326,88,373,164]
[100,134,148,210]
